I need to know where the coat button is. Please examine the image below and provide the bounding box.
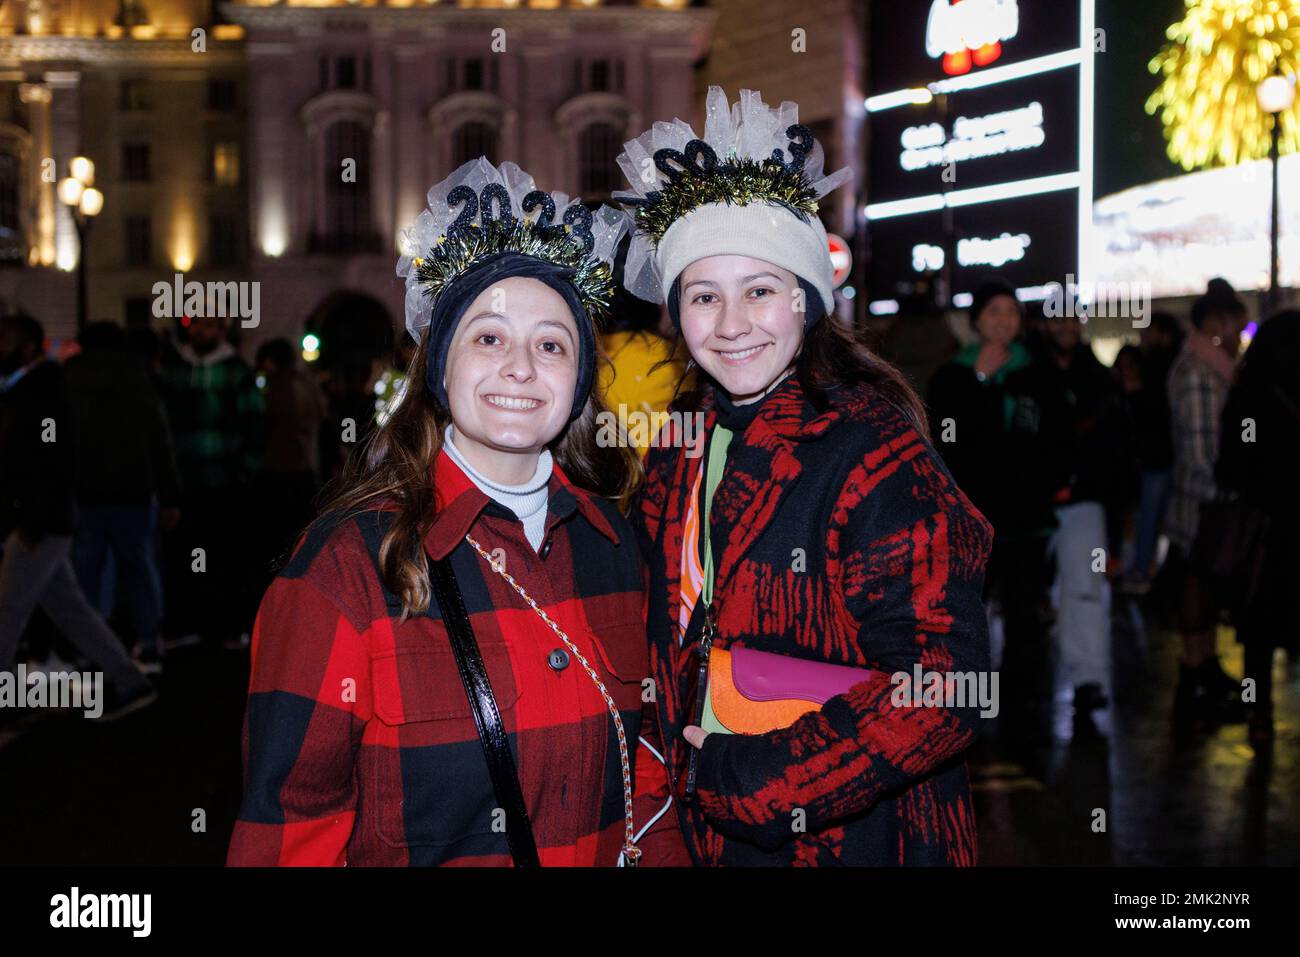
[539,538,552,559]
[548,648,570,671]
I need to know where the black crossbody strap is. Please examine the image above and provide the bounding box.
[429,555,540,868]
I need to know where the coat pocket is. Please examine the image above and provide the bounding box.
[585,615,651,713]
[369,645,522,849]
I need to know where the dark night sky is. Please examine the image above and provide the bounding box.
[1094,0,1190,196]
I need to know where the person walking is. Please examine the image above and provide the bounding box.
[0,313,156,720]
[64,321,182,672]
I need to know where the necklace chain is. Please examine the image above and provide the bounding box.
[464,533,642,867]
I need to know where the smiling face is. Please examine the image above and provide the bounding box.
[443,276,580,484]
[677,255,805,404]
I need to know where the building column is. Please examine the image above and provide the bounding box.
[18,82,53,267]
[247,43,294,258]
[392,43,425,244]
[45,70,80,278]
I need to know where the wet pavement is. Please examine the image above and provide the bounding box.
[1,596,1296,866]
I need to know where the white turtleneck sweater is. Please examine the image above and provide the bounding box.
[442,425,553,553]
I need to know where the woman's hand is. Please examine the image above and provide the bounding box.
[683,725,709,750]
[974,342,1010,378]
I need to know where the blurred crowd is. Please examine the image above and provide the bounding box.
[0,311,384,724]
[916,278,1300,751]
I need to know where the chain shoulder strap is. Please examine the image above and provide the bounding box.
[464,534,641,867]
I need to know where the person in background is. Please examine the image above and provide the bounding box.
[1121,313,1183,594]
[64,321,182,672]
[1166,278,1246,725]
[597,245,692,459]
[158,314,265,652]
[253,338,326,597]
[1109,345,1144,576]
[928,280,1064,746]
[1213,309,1300,747]
[1033,308,1133,725]
[0,313,157,720]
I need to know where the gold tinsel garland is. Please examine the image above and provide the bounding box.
[629,157,820,244]
[413,218,616,318]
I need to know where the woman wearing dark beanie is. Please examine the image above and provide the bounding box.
[227,159,687,867]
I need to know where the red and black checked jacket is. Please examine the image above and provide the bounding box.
[227,450,688,866]
[634,375,994,866]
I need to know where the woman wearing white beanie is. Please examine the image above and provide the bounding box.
[619,88,995,866]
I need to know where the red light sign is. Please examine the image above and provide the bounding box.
[926,0,1020,76]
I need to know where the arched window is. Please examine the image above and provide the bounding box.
[452,121,497,169]
[322,120,372,251]
[578,122,620,200]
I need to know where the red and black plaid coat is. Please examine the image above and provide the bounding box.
[634,375,994,866]
[227,450,687,866]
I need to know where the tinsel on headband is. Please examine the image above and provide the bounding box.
[613,87,852,304]
[412,216,615,319]
[396,158,626,341]
[625,148,820,246]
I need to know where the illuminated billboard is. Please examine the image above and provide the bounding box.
[1093,155,1300,299]
[865,0,1095,310]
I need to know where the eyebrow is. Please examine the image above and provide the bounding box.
[536,319,576,342]
[683,273,786,291]
[464,312,575,340]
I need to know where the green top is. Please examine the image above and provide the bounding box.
[700,422,734,609]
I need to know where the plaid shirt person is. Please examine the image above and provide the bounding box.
[159,339,264,492]
[227,449,686,866]
[1166,345,1231,554]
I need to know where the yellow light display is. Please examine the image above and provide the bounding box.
[1147,0,1300,170]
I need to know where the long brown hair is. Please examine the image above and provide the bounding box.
[313,324,640,621]
[670,314,930,440]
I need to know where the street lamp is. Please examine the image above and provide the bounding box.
[58,157,103,334]
[1257,71,1295,317]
